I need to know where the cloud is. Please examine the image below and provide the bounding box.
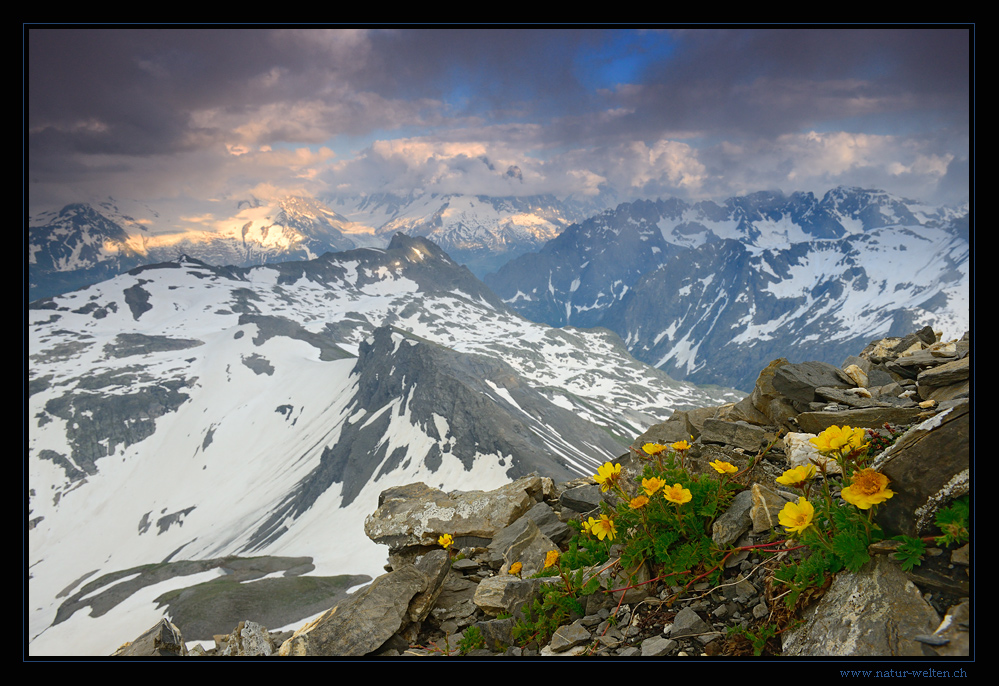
[690,130,967,203]
[27,27,970,215]
[325,137,542,197]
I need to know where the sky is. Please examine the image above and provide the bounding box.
[27,27,972,224]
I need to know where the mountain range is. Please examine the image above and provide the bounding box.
[485,188,970,390]
[27,234,739,656]
[26,184,971,653]
[28,192,590,302]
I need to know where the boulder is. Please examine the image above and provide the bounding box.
[782,556,940,657]
[795,406,928,433]
[112,618,187,657]
[215,620,275,656]
[278,549,450,656]
[699,418,775,452]
[771,361,855,405]
[364,476,542,552]
[873,400,970,538]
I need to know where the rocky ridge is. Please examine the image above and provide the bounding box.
[113,326,971,658]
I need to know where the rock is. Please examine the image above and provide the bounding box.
[711,489,754,547]
[549,620,592,652]
[926,600,970,657]
[749,483,796,533]
[112,618,187,656]
[632,414,696,448]
[278,549,450,656]
[522,501,571,545]
[473,575,550,617]
[814,386,884,408]
[485,516,559,576]
[670,607,711,639]
[719,394,771,426]
[749,358,799,429]
[783,431,841,474]
[364,476,541,552]
[428,574,480,626]
[469,616,519,652]
[874,400,969,538]
[842,363,869,387]
[782,556,941,657]
[917,357,969,401]
[795,406,928,433]
[559,483,603,514]
[681,406,723,438]
[215,620,275,656]
[772,361,855,405]
[699,418,775,452]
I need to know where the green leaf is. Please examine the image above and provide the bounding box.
[892,535,926,572]
[934,496,970,547]
[832,532,871,573]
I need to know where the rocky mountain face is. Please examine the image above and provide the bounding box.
[28,234,739,656]
[110,326,970,658]
[485,188,969,391]
[27,203,147,301]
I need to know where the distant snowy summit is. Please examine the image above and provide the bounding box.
[323,192,594,276]
[28,196,357,301]
[28,192,594,301]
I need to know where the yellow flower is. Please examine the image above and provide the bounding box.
[841,468,894,510]
[593,462,622,492]
[776,464,816,488]
[810,425,868,455]
[508,561,523,576]
[671,438,692,452]
[629,495,650,509]
[641,476,666,496]
[778,497,815,534]
[662,483,692,505]
[581,517,595,535]
[590,514,617,541]
[643,442,668,455]
[438,533,454,549]
[709,460,738,475]
[544,549,560,569]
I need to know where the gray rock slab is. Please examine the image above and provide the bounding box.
[280,550,449,656]
[364,476,540,550]
[874,401,969,538]
[782,556,941,657]
[772,361,854,404]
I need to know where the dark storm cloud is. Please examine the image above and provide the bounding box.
[29,29,281,155]
[572,28,970,144]
[27,28,636,159]
[27,27,971,212]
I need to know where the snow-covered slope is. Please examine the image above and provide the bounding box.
[487,188,970,390]
[28,235,738,655]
